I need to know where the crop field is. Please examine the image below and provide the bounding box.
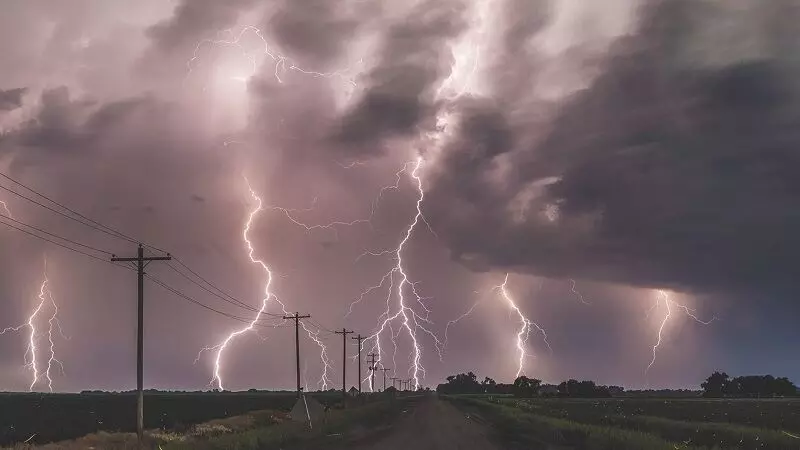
[447,396,800,449]
[0,391,342,447]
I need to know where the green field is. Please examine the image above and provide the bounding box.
[0,391,342,447]
[446,395,800,449]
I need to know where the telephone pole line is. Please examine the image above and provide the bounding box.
[111,243,171,448]
[351,334,365,393]
[380,367,391,392]
[334,328,353,397]
[283,312,311,397]
[367,353,377,392]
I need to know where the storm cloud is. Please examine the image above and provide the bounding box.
[427,0,800,298]
[0,0,797,393]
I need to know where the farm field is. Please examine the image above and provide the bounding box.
[446,395,800,449]
[0,391,342,447]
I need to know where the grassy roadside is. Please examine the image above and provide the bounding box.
[444,396,699,450]
[161,396,410,450]
[498,398,800,449]
[14,396,411,450]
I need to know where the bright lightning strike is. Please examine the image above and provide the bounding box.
[359,157,443,390]
[494,274,551,379]
[198,179,283,391]
[300,322,334,391]
[1,262,66,392]
[0,198,66,392]
[645,289,717,376]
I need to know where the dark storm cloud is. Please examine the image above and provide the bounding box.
[428,0,800,296]
[147,0,258,53]
[0,87,26,112]
[332,1,468,156]
[266,0,364,67]
[2,87,161,159]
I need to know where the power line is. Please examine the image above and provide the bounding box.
[0,172,170,254]
[146,274,288,326]
[164,262,259,313]
[0,184,138,245]
[0,213,113,255]
[0,215,115,264]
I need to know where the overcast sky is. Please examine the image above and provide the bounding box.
[0,0,797,393]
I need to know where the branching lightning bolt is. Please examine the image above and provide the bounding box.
[301,321,334,391]
[494,274,551,379]
[0,201,66,392]
[195,179,334,391]
[645,289,717,376]
[355,157,443,391]
[198,179,284,391]
[188,25,358,86]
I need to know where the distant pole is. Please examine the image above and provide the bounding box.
[283,313,311,397]
[351,334,365,393]
[367,353,377,392]
[111,244,171,448]
[334,328,353,397]
[381,368,391,392]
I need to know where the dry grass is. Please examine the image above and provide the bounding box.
[10,409,291,450]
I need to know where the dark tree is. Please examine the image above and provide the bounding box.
[557,379,611,398]
[482,377,497,393]
[701,371,730,397]
[512,376,542,398]
[437,372,482,394]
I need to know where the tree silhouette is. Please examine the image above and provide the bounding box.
[437,372,482,394]
[557,379,611,398]
[512,376,542,398]
[701,371,730,397]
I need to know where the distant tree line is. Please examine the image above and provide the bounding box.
[436,372,624,398]
[701,372,798,398]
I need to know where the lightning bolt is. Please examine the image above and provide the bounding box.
[444,298,482,349]
[187,25,358,86]
[0,199,66,392]
[300,321,334,391]
[494,274,551,379]
[355,157,443,391]
[645,289,717,376]
[569,279,591,305]
[198,179,285,391]
[0,199,12,218]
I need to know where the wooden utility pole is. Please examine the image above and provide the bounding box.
[351,334,365,393]
[111,244,171,448]
[380,367,391,392]
[367,353,377,392]
[283,313,311,397]
[334,328,353,397]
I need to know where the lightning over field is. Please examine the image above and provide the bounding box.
[0,1,798,432]
[494,274,551,378]
[646,290,717,377]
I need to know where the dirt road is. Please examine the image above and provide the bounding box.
[347,395,499,450]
